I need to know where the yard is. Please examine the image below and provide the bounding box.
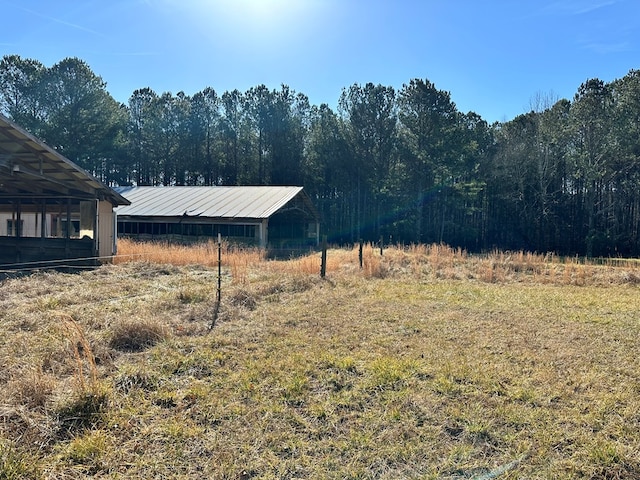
[1,242,639,478]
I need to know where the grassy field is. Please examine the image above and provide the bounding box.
[1,240,640,479]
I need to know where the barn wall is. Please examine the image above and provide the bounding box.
[0,199,119,267]
[0,213,54,237]
[117,218,263,246]
[98,200,116,258]
[0,237,96,267]
[0,201,97,240]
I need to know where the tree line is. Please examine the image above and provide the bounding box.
[1,55,639,256]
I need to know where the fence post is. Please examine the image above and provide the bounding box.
[379,236,384,256]
[210,233,222,330]
[320,235,327,278]
[217,233,222,303]
[359,239,364,269]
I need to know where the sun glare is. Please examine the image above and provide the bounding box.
[152,0,328,60]
[232,0,294,22]
[198,0,312,33]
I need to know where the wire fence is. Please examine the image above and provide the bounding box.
[0,249,186,278]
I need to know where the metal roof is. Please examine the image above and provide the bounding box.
[0,113,129,205]
[114,186,317,220]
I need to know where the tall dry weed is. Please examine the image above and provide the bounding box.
[116,238,640,287]
[58,314,99,392]
[478,259,497,283]
[227,247,265,284]
[361,244,387,278]
[266,254,322,276]
[116,238,220,266]
[426,243,456,271]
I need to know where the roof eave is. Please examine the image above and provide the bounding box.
[0,113,129,206]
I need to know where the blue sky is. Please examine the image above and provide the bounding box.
[1,0,639,123]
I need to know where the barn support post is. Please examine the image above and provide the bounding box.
[65,199,71,239]
[260,219,268,248]
[10,203,16,236]
[94,199,99,258]
[34,201,38,237]
[16,199,21,238]
[65,198,73,258]
[15,200,21,263]
[40,199,46,239]
[39,199,47,257]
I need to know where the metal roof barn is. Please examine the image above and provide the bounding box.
[0,113,129,268]
[114,186,320,248]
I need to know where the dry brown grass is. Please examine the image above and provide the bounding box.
[115,238,265,284]
[116,238,640,287]
[1,241,640,478]
[109,318,169,352]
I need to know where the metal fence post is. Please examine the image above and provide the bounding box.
[217,233,222,303]
[210,233,222,330]
[320,235,327,278]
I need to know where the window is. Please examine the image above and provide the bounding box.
[216,224,255,238]
[60,219,81,238]
[6,219,23,237]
